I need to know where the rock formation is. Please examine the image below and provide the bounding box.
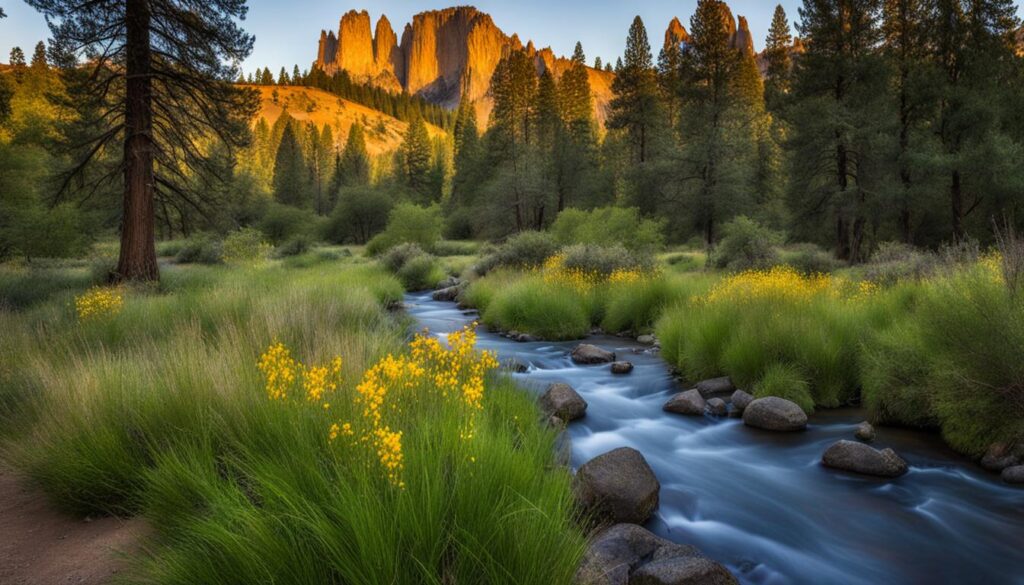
[315,5,614,118]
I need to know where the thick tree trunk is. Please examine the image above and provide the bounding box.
[115,0,159,282]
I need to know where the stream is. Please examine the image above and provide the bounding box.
[404,291,1024,585]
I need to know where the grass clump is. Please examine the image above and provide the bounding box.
[365,203,443,256]
[380,243,445,291]
[175,234,223,265]
[754,363,815,414]
[474,231,560,276]
[481,275,590,340]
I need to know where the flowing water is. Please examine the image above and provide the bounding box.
[404,291,1024,585]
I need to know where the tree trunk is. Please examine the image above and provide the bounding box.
[898,70,913,244]
[951,168,964,241]
[115,0,159,282]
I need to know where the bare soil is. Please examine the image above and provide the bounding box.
[0,467,147,585]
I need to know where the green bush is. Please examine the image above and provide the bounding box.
[380,243,445,291]
[274,235,313,258]
[365,203,443,256]
[482,277,590,340]
[155,239,189,258]
[175,234,223,265]
[781,243,840,274]
[550,207,665,252]
[258,203,319,245]
[861,321,938,428]
[712,216,782,271]
[432,240,480,257]
[560,244,654,276]
[754,363,815,414]
[322,186,393,245]
[474,231,560,276]
[222,228,272,264]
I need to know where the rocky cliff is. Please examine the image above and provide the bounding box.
[315,6,613,120]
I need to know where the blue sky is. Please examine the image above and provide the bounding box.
[2,1,1021,74]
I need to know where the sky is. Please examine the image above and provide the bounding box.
[2,1,1022,74]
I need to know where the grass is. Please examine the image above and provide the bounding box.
[0,256,586,584]
[481,275,591,340]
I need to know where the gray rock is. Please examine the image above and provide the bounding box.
[1002,465,1024,484]
[822,440,908,477]
[507,330,520,339]
[574,524,736,585]
[637,334,657,345]
[539,383,588,422]
[431,285,462,302]
[855,421,876,442]
[663,389,706,416]
[981,443,1021,472]
[729,390,754,418]
[436,276,461,289]
[573,448,660,525]
[517,333,538,343]
[695,377,736,398]
[742,397,808,431]
[572,343,616,364]
[706,398,728,417]
[611,361,635,375]
[503,358,529,373]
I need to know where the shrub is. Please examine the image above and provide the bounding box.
[432,240,480,257]
[380,243,444,291]
[381,243,427,273]
[482,276,590,340]
[474,231,560,276]
[175,234,222,264]
[365,203,443,256]
[864,242,938,285]
[155,239,188,258]
[274,235,313,258]
[550,207,665,252]
[782,243,840,274]
[222,228,272,264]
[712,216,782,271]
[601,274,712,334]
[258,203,318,245]
[322,186,393,245]
[754,363,815,414]
[861,321,938,428]
[559,244,654,276]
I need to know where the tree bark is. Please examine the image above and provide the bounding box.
[951,168,964,241]
[115,0,159,282]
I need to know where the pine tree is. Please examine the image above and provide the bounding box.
[789,0,886,262]
[273,121,309,206]
[338,123,370,187]
[764,5,793,113]
[451,97,481,210]
[292,64,301,83]
[30,41,47,69]
[534,70,561,147]
[658,20,687,128]
[594,56,602,70]
[278,67,290,85]
[607,16,661,165]
[9,47,26,81]
[557,46,599,211]
[309,124,334,214]
[399,115,434,203]
[26,0,258,281]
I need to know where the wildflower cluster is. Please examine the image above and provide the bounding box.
[703,266,874,305]
[540,253,653,292]
[334,324,497,487]
[74,286,124,321]
[257,342,342,403]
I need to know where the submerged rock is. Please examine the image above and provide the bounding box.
[573,447,660,525]
[517,333,538,343]
[575,523,736,585]
[432,285,462,302]
[742,397,808,431]
[706,398,728,417]
[663,389,706,416]
[572,344,616,364]
[539,383,587,422]
[611,361,634,374]
[855,421,876,442]
[822,440,908,478]
[695,376,735,398]
[503,358,529,373]
[1002,465,1024,485]
[729,390,754,418]
[637,334,657,345]
[981,443,1021,472]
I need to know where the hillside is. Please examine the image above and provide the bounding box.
[249,85,446,156]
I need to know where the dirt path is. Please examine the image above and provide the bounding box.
[0,467,147,585]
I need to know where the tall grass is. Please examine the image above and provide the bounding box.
[481,275,591,340]
[0,260,585,583]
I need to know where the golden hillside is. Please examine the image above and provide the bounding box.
[248,85,446,156]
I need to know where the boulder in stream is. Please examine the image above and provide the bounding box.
[611,361,634,375]
[695,376,736,398]
[637,334,657,345]
[742,397,808,431]
[502,358,529,373]
[981,443,1021,472]
[729,390,754,418]
[539,383,588,422]
[1002,465,1024,485]
[663,389,706,416]
[822,440,908,477]
[855,421,876,442]
[574,523,737,585]
[706,398,728,417]
[573,447,660,525]
[572,344,617,364]
[432,285,462,302]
